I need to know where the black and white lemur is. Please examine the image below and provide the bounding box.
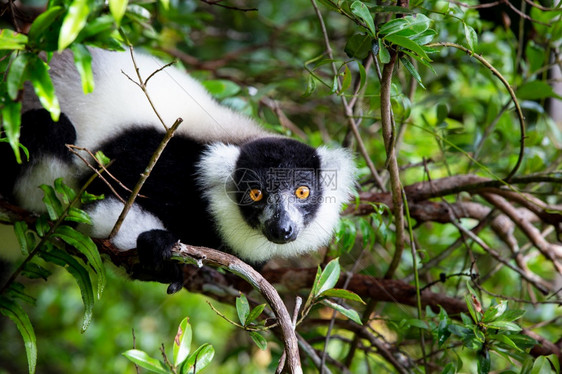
[1,48,356,292]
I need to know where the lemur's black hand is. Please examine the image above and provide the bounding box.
[137,229,184,294]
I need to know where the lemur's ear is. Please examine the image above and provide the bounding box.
[196,143,241,190]
[316,146,356,206]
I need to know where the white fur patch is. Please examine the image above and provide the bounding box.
[13,157,79,212]
[79,197,166,250]
[23,48,268,160]
[198,144,357,262]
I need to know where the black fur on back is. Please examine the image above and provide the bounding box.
[86,128,224,251]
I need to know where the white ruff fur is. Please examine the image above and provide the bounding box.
[23,48,267,162]
[198,143,356,262]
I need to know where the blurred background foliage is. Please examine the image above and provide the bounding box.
[1,0,562,373]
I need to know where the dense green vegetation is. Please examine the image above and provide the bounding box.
[1,0,562,373]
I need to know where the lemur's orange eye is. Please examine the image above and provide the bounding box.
[249,189,263,202]
[295,186,310,200]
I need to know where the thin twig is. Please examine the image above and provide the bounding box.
[108,118,182,239]
[66,145,127,204]
[426,42,526,182]
[310,0,385,191]
[109,47,184,239]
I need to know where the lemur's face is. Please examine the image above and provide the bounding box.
[232,138,322,244]
[199,136,354,263]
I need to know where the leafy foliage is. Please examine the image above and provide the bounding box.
[123,317,215,374]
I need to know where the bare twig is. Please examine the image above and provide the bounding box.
[310,0,385,191]
[66,145,127,204]
[426,42,526,182]
[109,47,184,239]
[199,0,257,12]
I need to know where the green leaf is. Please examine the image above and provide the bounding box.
[341,65,352,92]
[448,324,472,339]
[35,214,50,237]
[400,56,425,89]
[319,288,365,304]
[0,296,37,374]
[529,356,555,374]
[491,333,524,352]
[27,55,60,121]
[81,191,105,204]
[0,29,28,50]
[357,61,367,92]
[436,103,448,124]
[202,80,240,99]
[65,207,92,224]
[58,0,91,51]
[477,349,491,374]
[507,333,538,350]
[344,33,374,60]
[378,41,390,63]
[442,363,456,374]
[1,100,23,163]
[27,6,65,45]
[159,0,170,11]
[313,258,341,297]
[249,331,268,351]
[350,1,376,37]
[303,73,317,97]
[482,300,507,323]
[173,317,192,367]
[182,343,215,374]
[437,311,451,346]
[109,0,128,25]
[463,23,478,50]
[331,75,339,94]
[378,18,408,37]
[465,293,480,323]
[385,34,432,62]
[14,221,29,255]
[546,354,560,374]
[236,294,250,326]
[40,184,64,220]
[409,29,437,45]
[246,304,267,325]
[122,349,170,374]
[321,299,362,325]
[70,44,94,94]
[516,80,562,101]
[77,14,118,42]
[334,218,357,252]
[406,318,429,329]
[526,42,545,74]
[52,225,105,298]
[39,248,95,332]
[95,151,111,166]
[4,283,36,305]
[22,262,52,280]
[7,52,31,100]
[54,178,77,204]
[484,320,522,332]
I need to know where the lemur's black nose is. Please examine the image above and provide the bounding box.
[265,213,298,244]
